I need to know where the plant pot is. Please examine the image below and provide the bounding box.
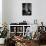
[0,38,5,44]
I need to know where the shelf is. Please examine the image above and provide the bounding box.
[9,25,31,36]
[10,32,23,33]
[10,32,15,33]
[16,32,23,33]
[9,25,31,26]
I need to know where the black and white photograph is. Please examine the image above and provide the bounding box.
[22,3,32,15]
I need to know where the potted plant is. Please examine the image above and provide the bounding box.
[0,23,9,44]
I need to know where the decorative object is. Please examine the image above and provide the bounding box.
[26,27,32,40]
[0,22,9,44]
[22,3,32,15]
[34,19,37,24]
[0,23,9,38]
[0,38,5,44]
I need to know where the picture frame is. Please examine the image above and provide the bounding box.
[22,3,32,16]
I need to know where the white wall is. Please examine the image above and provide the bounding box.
[0,0,2,27]
[7,0,33,24]
[2,0,46,26]
[33,0,46,25]
[2,0,8,24]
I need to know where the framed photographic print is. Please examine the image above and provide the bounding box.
[22,3,32,16]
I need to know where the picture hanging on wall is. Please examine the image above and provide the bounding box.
[22,3,32,16]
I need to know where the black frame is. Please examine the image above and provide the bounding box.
[22,3,32,15]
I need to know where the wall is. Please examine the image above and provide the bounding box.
[2,0,46,26]
[7,0,33,25]
[0,0,2,27]
[33,0,46,26]
[2,0,8,24]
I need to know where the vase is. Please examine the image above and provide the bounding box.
[0,38,5,44]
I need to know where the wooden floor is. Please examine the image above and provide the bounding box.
[0,44,4,46]
[0,44,46,46]
[31,40,46,46]
[40,45,46,46]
